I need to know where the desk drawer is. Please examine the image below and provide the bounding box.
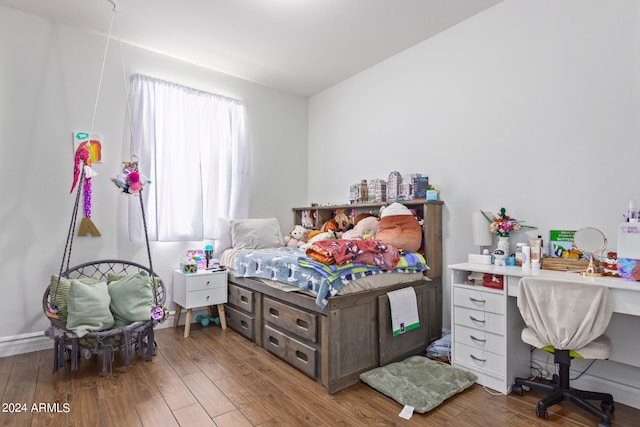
[228,283,254,313]
[454,324,504,355]
[454,286,504,315]
[454,306,504,335]
[185,288,227,307]
[454,341,504,377]
[263,297,317,343]
[187,273,226,291]
[225,305,255,340]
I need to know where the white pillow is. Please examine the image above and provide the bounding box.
[230,218,284,249]
[215,217,232,252]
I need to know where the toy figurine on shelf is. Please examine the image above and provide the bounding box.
[602,251,620,277]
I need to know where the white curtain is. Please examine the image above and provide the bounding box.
[129,74,250,241]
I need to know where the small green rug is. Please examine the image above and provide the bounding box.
[359,356,477,413]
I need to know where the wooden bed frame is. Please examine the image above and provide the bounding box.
[224,200,443,394]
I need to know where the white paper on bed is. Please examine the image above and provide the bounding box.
[387,287,420,336]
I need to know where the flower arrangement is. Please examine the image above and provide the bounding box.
[481,207,535,237]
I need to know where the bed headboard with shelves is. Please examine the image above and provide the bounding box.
[292,200,443,279]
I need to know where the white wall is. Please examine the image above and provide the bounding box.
[307,0,640,407]
[309,0,640,322]
[0,7,308,342]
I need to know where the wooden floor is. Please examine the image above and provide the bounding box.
[1,325,639,427]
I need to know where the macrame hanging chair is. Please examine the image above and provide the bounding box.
[42,1,166,375]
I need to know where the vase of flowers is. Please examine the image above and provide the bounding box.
[482,207,535,256]
[497,235,511,257]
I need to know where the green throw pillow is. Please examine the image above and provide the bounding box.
[66,280,114,338]
[108,271,154,327]
[49,275,100,325]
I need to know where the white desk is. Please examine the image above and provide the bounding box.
[448,263,640,402]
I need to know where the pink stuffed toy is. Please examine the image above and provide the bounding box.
[128,171,141,192]
[341,216,379,240]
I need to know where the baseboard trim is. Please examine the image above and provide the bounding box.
[0,313,179,358]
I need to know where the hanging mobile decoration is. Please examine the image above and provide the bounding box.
[111,156,164,322]
[111,154,150,195]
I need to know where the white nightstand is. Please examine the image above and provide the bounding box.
[172,269,228,338]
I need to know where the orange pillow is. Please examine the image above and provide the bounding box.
[376,214,422,253]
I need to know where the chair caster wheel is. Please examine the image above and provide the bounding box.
[536,406,548,419]
[601,400,615,413]
[511,384,523,396]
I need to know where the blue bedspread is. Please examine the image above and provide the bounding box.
[234,247,428,309]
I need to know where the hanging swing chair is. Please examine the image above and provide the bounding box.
[42,161,167,374]
[42,1,166,374]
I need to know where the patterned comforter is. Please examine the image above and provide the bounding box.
[234,245,428,309]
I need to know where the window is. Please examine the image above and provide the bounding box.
[129,74,250,241]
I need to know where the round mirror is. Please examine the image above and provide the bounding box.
[573,227,607,276]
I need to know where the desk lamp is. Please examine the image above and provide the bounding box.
[469,211,493,264]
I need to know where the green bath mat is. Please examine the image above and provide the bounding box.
[359,355,477,413]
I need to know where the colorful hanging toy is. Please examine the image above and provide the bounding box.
[111,155,150,195]
[71,142,101,237]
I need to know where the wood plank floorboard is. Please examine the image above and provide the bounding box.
[1,325,639,426]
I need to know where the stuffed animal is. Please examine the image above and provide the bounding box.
[342,216,379,240]
[322,209,352,233]
[299,230,340,250]
[284,225,309,248]
[375,202,422,252]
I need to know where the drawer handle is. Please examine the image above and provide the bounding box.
[268,336,280,347]
[240,320,248,329]
[470,335,487,343]
[206,295,210,301]
[469,297,486,304]
[470,354,487,363]
[296,319,309,330]
[240,296,248,303]
[206,280,211,286]
[269,308,279,318]
[296,351,308,363]
[469,316,485,324]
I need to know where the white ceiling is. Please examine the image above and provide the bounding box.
[1,0,501,97]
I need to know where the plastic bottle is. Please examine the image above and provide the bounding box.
[522,245,531,268]
[628,200,638,223]
[515,243,524,267]
[529,237,542,268]
[618,220,640,259]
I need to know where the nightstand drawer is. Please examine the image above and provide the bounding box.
[228,283,254,313]
[185,273,226,291]
[454,341,505,377]
[454,286,504,315]
[184,287,227,307]
[454,306,505,335]
[454,323,504,354]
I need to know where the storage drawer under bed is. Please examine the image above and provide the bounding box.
[263,296,318,343]
[263,324,317,379]
[225,305,255,341]
[228,282,255,313]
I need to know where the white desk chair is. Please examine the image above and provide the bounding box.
[512,277,615,427]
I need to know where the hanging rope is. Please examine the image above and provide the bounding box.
[49,1,155,310]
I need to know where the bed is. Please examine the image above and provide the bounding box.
[218,201,443,394]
